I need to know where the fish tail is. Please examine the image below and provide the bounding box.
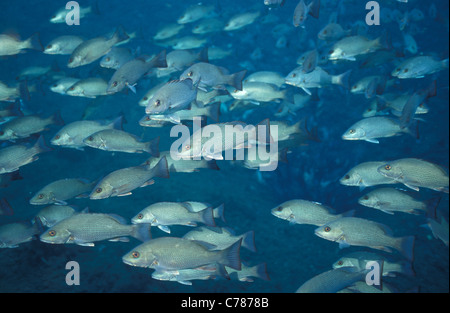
[333,70,351,89]
[308,0,320,19]
[51,110,65,126]
[150,50,167,68]
[110,114,125,130]
[112,26,130,45]
[252,263,271,281]
[201,207,216,227]
[424,196,441,218]
[151,156,170,178]
[219,238,241,270]
[242,230,257,252]
[207,101,221,122]
[144,136,160,157]
[33,135,53,154]
[213,203,225,222]
[229,70,247,91]
[375,31,391,51]
[24,32,43,51]
[0,198,14,216]
[441,58,449,70]
[197,47,209,63]
[400,260,416,277]
[397,235,415,262]
[132,223,152,242]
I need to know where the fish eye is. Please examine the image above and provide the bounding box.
[38,194,44,199]
[185,144,191,151]
[363,195,369,200]
[275,206,283,212]
[145,116,150,121]
[385,164,392,170]
[112,81,118,87]
[53,84,58,87]
[329,50,334,54]
[344,174,350,180]
[155,100,161,107]
[323,30,328,34]
[0,131,4,136]
[106,57,110,62]
[52,15,56,18]
[95,187,102,193]
[233,89,238,93]
[69,58,73,63]
[55,135,60,140]
[47,45,52,49]
[48,230,56,237]
[137,214,144,220]
[403,69,409,73]
[291,73,296,78]
[352,85,357,89]
[337,260,343,265]
[87,136,94,141]
[187,71,193,77]
[349,129,355,134]
[143,96,148,101]
[132,251,140,258]
[324,226,331,232]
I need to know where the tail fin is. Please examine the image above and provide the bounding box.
[400,260,416,277]
[252,262,271,281]
[206,159,220,171]
[51,110,65,126]
[132,223,152,242]
[441,58,449,70]
[112,26,130,45]
[241,230,257,252]
[0,198,14,216]
[110,115,125,130]
[219,238,241,270]
[149,50,167,68]
[424,196,441,218]
[308,0,321,19]
[375,31,391,51]
[201,207,216,227]
[25,33,43,51]
[33,135,53,154]
[398,236,415,262]
[229,70,247,91]
[333,70,351,89]
[197,47,209,63]
[144,136,160,157]
[213,203,225,222]
[151,156,170,179]
[207,101,221,122]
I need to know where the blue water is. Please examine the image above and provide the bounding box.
[0,0,448,293]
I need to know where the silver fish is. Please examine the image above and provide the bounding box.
[100,47,134,69]
[50,77,81,95]
[89,156,169,199]
[43,35,84,55]
[40,213,151,246]
[34,205,78,228]
[30,178,96,206]
[224,12,261,31]
[340,161,398,189]
[328,35,389,61]
[0,33,42,56]
[391,56,448,79]
[177,4,215,24]
[315,217,415,260]
[0,112,64,141]
[0,222,42,248]
[293,0,320,28]
[65,78,109,98]
[142,151,219,173]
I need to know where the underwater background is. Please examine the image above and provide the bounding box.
[0,0,448,293]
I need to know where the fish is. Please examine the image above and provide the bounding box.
[192,18,225,35]
[264,0,285,7]
[296,267,370,293]
[177,4,215,24]
[0,33,43,56]
[65,78,109,98]
[89,156,169,199]
[0,221,42,248]
[39,212,151,246]
[340,161,398,189]
[50,77,81,95]
[151,266,228,285]
[29,178,96,206]
[243,71,285,88]
[131,202,216,233]
[399,81,436,129]
[49,5,98,23]
[224,12,261,31]
[141,151,220,173]
[106,51,167,94]
[156,48,208,77]
[377,158,449,193]
[358,187,440,216]
[34,205,78,228]
[328,34,389,61]
[293,0,320,28]
[180,62,247,91]
[376,93,430,118]
[51,116,123,150]
[403,33,418,55]
[0,81,29,102]
[0,112,64,141]
[122,236,241,271]
[341,116,413,144]
[333,251,415,277]
[271,199,354,226]
[391,56,448,79]
[0,136,52,174]
[100,47,134,69]
[424,216,449,247]
[82,129,159,156]
[315,217,415,261]
[318,23,350,41]
[154,23,185,41]
[226,262,270,282]
[285,66,350,95]
[183,226,256,252]
[175,119,271,161]
[226,82,287,104]
[144,79,198,116]
[0,198,14,216]
[43,35,84,55]
[350,75,386,99]
[171,36,207,50]
[67,27,129,68]
[181,202,225,222]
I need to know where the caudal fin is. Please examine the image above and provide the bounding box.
[219,238,241,270]
[25,33,43,51]
[229,70,247,91]
[132,223,152,242]
[144,136,160,157]
[333,70,351,89]
[241,230,257,252]
[308,0,320,19]
[33,135,53,154]
[207,101,221,122]
[149,50,167,68]
[151,156,170,179]
[0,198,14,216]
[397,235,415,262]
[201,207,216,227]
